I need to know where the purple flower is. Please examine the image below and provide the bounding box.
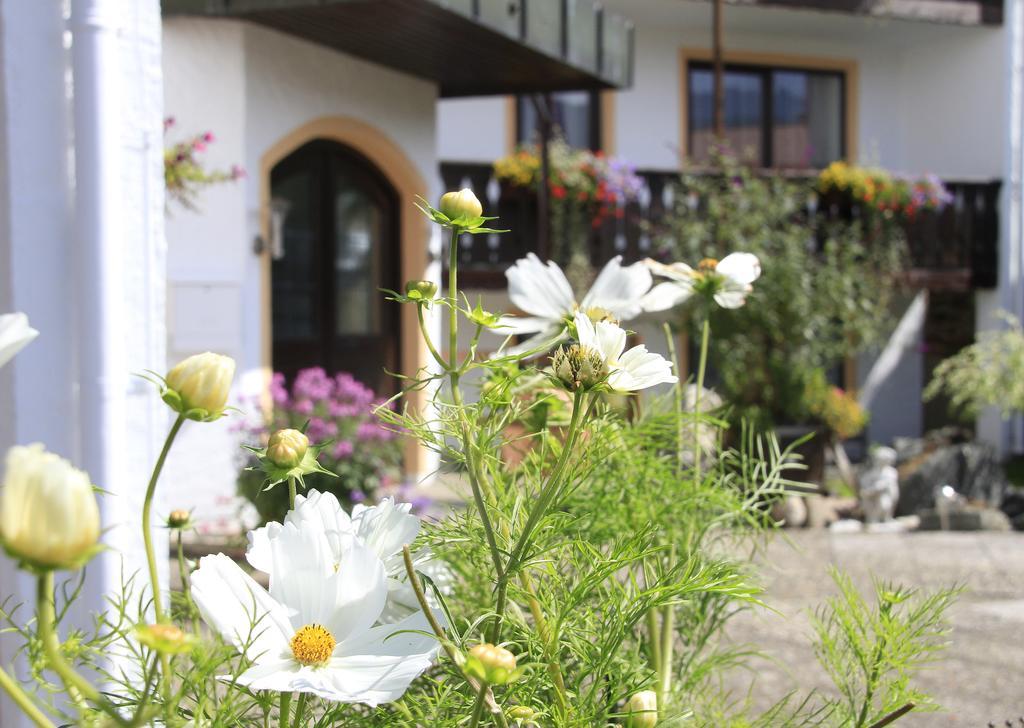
[356,421,392,442]
[270,373,289,406]
[293,399,314,416]
[350,489,366,503]
[293,367,334,402]
[333,440,354,459]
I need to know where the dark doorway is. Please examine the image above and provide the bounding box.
[270,139,400,394]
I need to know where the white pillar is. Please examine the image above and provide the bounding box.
[0,1,166,724]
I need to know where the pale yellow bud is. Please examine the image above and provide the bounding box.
[439,188,483,222]
[165,352,235,419]
[266,428,309,469]
[0,444,100,570]
[624,690,658,728]
[466,643,517,685]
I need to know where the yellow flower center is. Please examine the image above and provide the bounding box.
[290,624,336,666]
[697,258,719,272]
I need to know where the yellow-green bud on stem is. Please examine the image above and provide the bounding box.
[439,188,483,222]
[167,509,192,529]
[0,444,100,571]
[553,344,607,391]
[405,279,438,300]
[165,352,236,421]
[508,705,537,724]
[624,690,658,728]
[466,643,517,685]
[133,623,197,655]
[266,428,309,469]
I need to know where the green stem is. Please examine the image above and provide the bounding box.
[693,317,711,487]
[417,303,447,369]
[36,573,129,726]
[467,686,488,728]
[177,530,200,635]
[663,322,684,476]
[287,476,297,510]
[0,665,56,728]
[143,413,185,624]
[867,702,915,728]
[448,227,460,371]
[519,571,569,717]
[279,691,292,728]
[290,693,308,728]
[645,607,662,675]
[657,547,677,713]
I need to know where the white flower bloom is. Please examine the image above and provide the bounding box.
[247,491,449,623]
[501,253,652,355]
[191,524,438,705]
[0,312,38,369]
[573,312,677,392]
[642,252,761,311]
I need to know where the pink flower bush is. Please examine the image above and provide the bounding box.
[236,367,403,524]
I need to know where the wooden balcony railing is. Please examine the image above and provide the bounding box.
[440,162,1000,291]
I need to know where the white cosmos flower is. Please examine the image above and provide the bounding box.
[0,312,38,369]
[247,491,449,623]
[500,253,652,355]
[573,312,677,392]
[191,523,438,705]
[642,252,762,311]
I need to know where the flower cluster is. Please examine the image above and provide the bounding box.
[237,367,403,524]
[818,160,952,218]
[493,138,643,226]
[164,116,244,210]
[805,370,869,441]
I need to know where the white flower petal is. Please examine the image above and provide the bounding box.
[717,252,761,286]
[641,281,694,312]
[190,554,291,661]
[322,541,389,643]
[506,253,575,321]
[713,280,751,309]
[644,258,695,283]
[0,312,38,369]
[581,257,652,321]
[495,315,554,335]
[245,521,281,574]
[351,498,420,563]
[612,345,678,391]
[575,313,626,364]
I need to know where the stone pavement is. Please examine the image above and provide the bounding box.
[720,530,1024,726]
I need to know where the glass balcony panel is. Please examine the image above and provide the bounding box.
[477,0,522,37]
[567,0,598,72]
[601,12,631,86]
[526,0,562,56]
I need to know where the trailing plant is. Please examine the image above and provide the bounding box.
[923,311,1024,418]
[164,116,244,210]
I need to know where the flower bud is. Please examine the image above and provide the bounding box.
[266,428,309,469]
[167,509,192,529]
[133,623,197,654]
[508,706,537,725]
[0,444,100,571]
[465,643,517,685]
[624,690,657,728]
[405,279,438,301]
[439,188,483,223]
[165,352,236,421]
[552,344,607,391]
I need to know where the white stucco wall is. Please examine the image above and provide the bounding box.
[162,19,440,529]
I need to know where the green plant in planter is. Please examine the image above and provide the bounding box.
[653,150,906,431]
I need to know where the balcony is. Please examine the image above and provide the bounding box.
[163,0,634,96]
[440,162,1000,291]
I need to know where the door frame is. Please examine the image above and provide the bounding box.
[259,116,430,476]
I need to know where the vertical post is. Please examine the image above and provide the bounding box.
[711,0,725,139]
[534,94,552,261]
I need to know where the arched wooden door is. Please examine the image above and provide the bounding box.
[270,139,400,394]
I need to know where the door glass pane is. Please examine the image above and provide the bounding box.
[333,172,382,336]
[518,91,595,149]
[271,168,317,342]
[689,68,763,164]
[773,70,842,169]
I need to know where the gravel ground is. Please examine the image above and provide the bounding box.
[719,530,1024,726]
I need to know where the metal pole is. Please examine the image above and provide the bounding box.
[532,93,553,260]
[712,0,725,139]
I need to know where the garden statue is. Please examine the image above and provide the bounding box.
[860,446,900,523]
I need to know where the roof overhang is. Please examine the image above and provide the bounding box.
[163,0,635,97]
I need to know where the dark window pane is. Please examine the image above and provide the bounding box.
[689,68,763,164]
[332,174,383,337]
[271,168,318,342]
[772,70,842,169]
[518,91,596,149]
